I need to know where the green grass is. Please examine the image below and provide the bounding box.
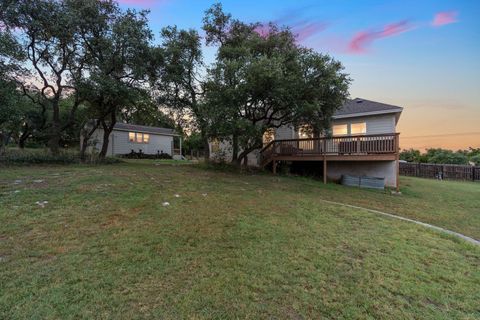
[0,161,479,319]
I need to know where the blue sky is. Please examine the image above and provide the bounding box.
[119,0,480,150]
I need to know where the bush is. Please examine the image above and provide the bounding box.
[120,150,173,160]
[0,148,122,165]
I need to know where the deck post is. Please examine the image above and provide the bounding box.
[273,160,277,175]
[323,157,327,184]
[323,139,327,184]
[395,133,400,192]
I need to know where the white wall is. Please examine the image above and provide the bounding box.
[326,161,397,187]
[332,114,396,135]
[85,128,174,156]
[275,126,295,140]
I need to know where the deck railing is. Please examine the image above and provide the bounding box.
[260,133,399,165]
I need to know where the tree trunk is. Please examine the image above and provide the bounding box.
[99,112,116,159]
[48,128,60,155]
[231,133,238,163]
[80,120,101,163]
[235,149,250,167]
[80,135,89,162]
[200,129,210,161]
[18,124,31,149]
[48,99,62,155]
[0,132,6,156]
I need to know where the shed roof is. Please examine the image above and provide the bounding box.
[333,98,403,119]
[114,123,179,136]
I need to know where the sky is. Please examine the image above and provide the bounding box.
[118,0,480,151]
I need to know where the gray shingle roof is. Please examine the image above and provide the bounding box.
[334,98,402,117]
[114,123,179,136]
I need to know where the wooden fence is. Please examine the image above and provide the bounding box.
[399,162,480,182]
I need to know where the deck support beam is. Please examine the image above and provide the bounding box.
[395,153,400,192]
[273,160,277,175]
[323,156,327,184]
[323,140,327,184]
[395,133,400,192]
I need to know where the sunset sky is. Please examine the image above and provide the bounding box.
[118,0,480,151]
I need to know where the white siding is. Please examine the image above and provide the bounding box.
[327,161,397,187]
[274,126,295,140]
[332,114,396,135]
[86,128,175,156]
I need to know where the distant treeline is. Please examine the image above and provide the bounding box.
[400,148,480,165]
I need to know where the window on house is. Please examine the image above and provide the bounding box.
[298,125,313,139]
[350,122,366,135]
[211,139,220,153]
[263,129,275,145]
[332,124,348,136]
[143,134,150,143]
[129,132,150,144]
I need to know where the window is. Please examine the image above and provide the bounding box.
[298,125,313,139]
[136,133,143,143]
[263,129,275,145]
[129,132,150,144]
[332,124,348,136]
[350,122,366,135]
[211,139,220,153]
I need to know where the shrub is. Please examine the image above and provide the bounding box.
[0,148,122,165]
[120,150,173,160]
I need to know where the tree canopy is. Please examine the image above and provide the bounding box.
[2,1,353,164]
[399,148,480,165]
[202,3,350,164]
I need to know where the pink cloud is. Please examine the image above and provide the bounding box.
[292,21,328,42]
[254,24,271,38]
[348,20,413,54]
[431,11,458,27]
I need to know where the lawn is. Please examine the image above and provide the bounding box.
[0,161,479,319]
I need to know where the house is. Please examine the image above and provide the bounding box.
[210,98,403,189]
[82,123,182,158]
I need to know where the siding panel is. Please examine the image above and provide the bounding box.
[86,128,174,156]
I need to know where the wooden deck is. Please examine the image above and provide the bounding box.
[259,133,400,190]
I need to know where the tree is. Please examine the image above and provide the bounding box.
[399,148,423,162]
[1,0,88,154]
[424,148,468,165]
[75,1,155,160]
[203,4,350,166]
[182,131,206,157]
[153,26,209,158]
[0,79,20,153]
[120,96,175,129]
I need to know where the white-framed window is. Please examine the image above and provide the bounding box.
[332,124,348,136]
[129,132,150,144]
[350,122,366,135]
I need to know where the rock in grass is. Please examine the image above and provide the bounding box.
[35,200,48,208]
